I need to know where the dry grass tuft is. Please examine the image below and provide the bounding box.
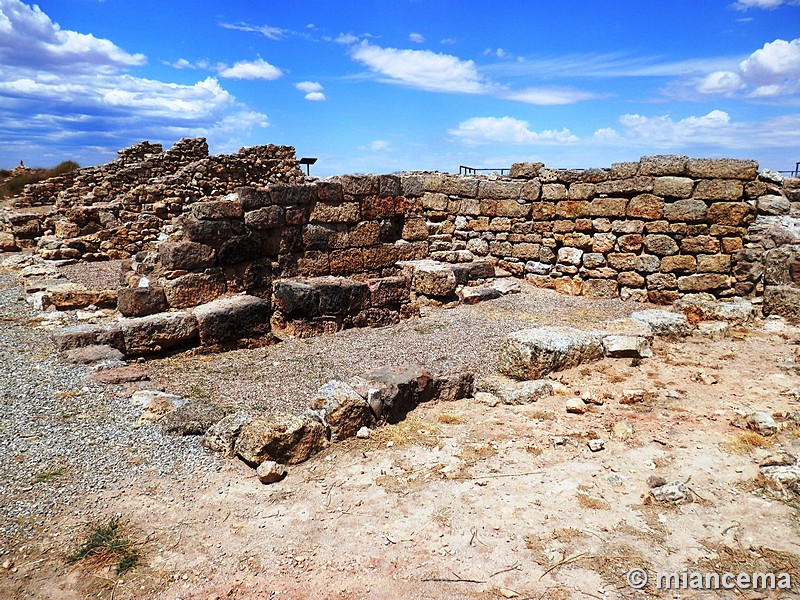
[437,412,464,425]
[720,431,773,454]
[576,493,610,510]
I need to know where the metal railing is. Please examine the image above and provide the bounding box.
[459,165,510,176]
[777,162,800,177]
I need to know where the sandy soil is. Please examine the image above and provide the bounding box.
[3,308,800,599]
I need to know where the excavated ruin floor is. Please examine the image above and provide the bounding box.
[1,262,800,599]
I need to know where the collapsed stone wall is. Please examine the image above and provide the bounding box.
[5,138,304,259]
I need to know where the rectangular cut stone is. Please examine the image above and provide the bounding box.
[638,155,688,176]
[309,202,360,223]
[589,197,628,217]
[496,200,530,218]
[478,180,523,199]
[686,158,758,180]
[498,326,604,380]
[653,176,694,198]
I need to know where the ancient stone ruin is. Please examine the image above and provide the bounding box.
[3,137,800,476]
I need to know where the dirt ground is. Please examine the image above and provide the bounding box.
[3,293,800,599]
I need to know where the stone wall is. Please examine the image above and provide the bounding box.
[9,138,304,260]
[403,156,800,304]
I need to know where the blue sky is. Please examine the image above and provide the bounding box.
[1,0,799,177]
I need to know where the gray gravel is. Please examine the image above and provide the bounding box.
[0,272,221,547]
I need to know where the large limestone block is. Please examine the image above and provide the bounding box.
[309,381,374,442]
[763,285,800,320]
[158,241,216,271]
[686,158,758,180]
[399,260,457,297]
[475,375,554,404]
[235,414,328,466]
[163,272,226,309]
[193,294,271,344]
[630,309,692,337]
[121,311,199,355]
[498,326,604,380]
[117,287,168,317]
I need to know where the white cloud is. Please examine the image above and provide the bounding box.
[0,0,145,72]
[335,33,360,45]
[169,58,195,70]
[295,81,325,101]
[350,41,489,94]
[696,70,744,95]
[448,116,579,146]
[440,38,457,45]
[363,140,391,152]
[502,86,603,105]
[739,38,800,95]
[296,81,323,93]
[408,32,424,44]
[219,22,287,41]
[0,1,271,164]
[732,0,800,9]
[484,48,507,59]
[217,58,283,80]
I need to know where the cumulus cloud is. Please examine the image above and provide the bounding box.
[360,140,391,152]
[696,70,744,95]
[739,38,800,95]
[502,86,603,105]
[217,58,283,80]
[408,32,424,44]
[350,41,489,94]
[0,0,270,164]
[335,33,360,45]
[448,116,578,146]
[0,0,145,72]
[295,81,326,101]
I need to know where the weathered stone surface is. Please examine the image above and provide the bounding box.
[476,375,553,404]
[630,309,692,337]
[763,286,800,320]
[432,370,474,402]
[310,201,360,223]
[654,176,694,198]
[746,411,778,436]
[627,194,664,219]
[601,335,653,359]
[400,260,457,297]
[161,401,227,435]
[663,198,708,222]
[757,195,791,216]
[639,155,687,176]
[450,260,495,285]
[510,162,544,178]
[694,179,744,201]
[310,380,374,442]
[62,344,125,364]
[163,271,226,309]
[244,205,285,229]
[42,283,117,310]
[650,482,693,504]
[235,414,328,466]
[686,158,758,180]
[660,255,696,273]
[193,294,271,344]
[459,286,502,304]
[589,197,628,217]
[121,311,199,355]
[677,273,729,292]
[706,202,754,226]
[117,286,168,317]
[158,241,216,271]
[583,279,618,298]
[203,411,251,457]
[365,275,408,307]
[190,199,243,220]
[51,323,124,351]
[498,326,604,380]
[256,460,287,484]
[92,365,149,385]
[696,254,730,273]
[350,366,435,423]
[675,297,755,324]
[644,234,679,256]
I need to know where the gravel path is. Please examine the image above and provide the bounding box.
[0,272,220,547]
[144,285,644,415]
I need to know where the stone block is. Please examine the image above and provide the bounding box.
[310,381,374,442]
[555,200,589,218]
[638,155,688,176]
[654,176,694,198]
[350,365,436,423]
[235,414,327,466]
[402,218,429,241]
[496,200,530,218]
[310,201,361,223]
[498,326,604,380]
[367,276,410,306]
[706,202,754,226]
[627,194,664,219]
[646,272,678,290]
[686,158,758,180]
[680,235,720,254]
[475,375,553,404]
[422,192,449,211]
[459,286,502,304]
[694,179,744,201]
[568,182,596,201]
[557,247,583,266]
[244,205,285,229]
[403,260,457,296]
[217,233,262,266]
[190,200,243,220]
[117,286,168,317]
[542,183,568,201]
[163,271,226,309]
[362,244,399,269]
[677,273,730,292]
[589,197,628,217]
[450,260,495,285]
[478,180,523,199]
[660,255,697,273]
[592,233,616,253]
[697,254,731,273]
[329,248,364,275]
[757,195,791,216]
[607,253,636,270]
[644,234,679,256]
[617,234,643,253]
[121,311,199,355]
[316,277,370,315]
[510,162,544,178]
[51,323,124,352]
[194,294,271,345]
[595,176,654,195]
[158,240,216,271]
[272,280,318,316]
[664,198,708,222]
[348,221,381,247]
[360,196,409,219]
[630,309,692,337]
[762,286,800,320]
